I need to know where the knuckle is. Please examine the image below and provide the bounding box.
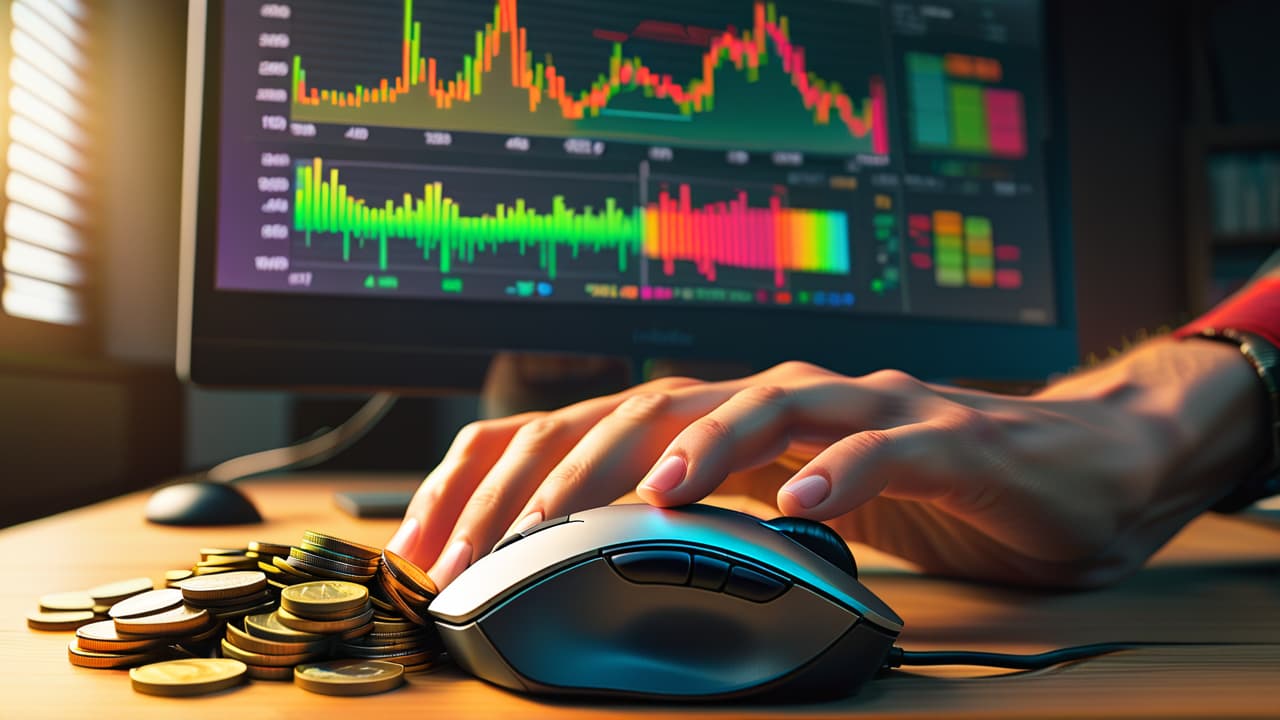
[644,375,700,392]
[732,384,790,408]
[688,415,736,446]
[417,477,447,507]
[935,404,992,437]
[542,458,592,492]
[768,360,824,378]
[612,392,670,422]
[463,483,504,514]
[865,368,921,390]
[732,384,788,412]
[512,416,564,449]
[452,421,488,450]
[834,428,895,459]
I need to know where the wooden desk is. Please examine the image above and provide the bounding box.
[3,473,1279,719]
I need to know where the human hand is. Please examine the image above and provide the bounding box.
[387,339,1266,590]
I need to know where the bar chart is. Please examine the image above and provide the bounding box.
[907,210,1022,290]
[905,52,1027,158]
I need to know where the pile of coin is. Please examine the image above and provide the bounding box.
[29,530,443,697]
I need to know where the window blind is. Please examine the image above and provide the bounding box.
[1,0,89,327]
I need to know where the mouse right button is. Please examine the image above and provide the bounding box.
[724,565,788,603]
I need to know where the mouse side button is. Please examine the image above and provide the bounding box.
[689,554,730,591]
[607,550,691,585]
[724,565,788,603]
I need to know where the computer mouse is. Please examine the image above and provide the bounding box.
[428,503,903,701]
[144,479,263,526]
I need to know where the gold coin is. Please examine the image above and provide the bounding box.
[199,547,247,560]
[294,659,404,696]
[114,604,210,636]
[86,577,154,604]
[39,591,95,612]
[219,638,321,667]
[248,541,291,556]
[225,622,330,656]
[301,532,381,561]
[281,581,369,616]
[376,573,427,626]
[129,658,247,697]
[244,611,325,643]
[271,555,314,578]
[276,605,374,634]
[108,589,184,620]
[382,550,440,598]
[28,610,96,631]
[337,622,374,641]
[164,570,193,588]
[196,555,259,569]
[245,663,294,681]
[76,620,168,653]
[178,570,267,601]
[67,640,164,669]
[372,619,417,634]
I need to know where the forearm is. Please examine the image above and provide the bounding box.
[1040,337,1269,517]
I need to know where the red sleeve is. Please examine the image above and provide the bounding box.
[1174,276,1280,348]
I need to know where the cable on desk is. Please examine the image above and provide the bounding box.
[883,642,1238,672]
[205,392,398,483]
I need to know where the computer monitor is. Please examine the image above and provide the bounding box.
[179,0,1076,391]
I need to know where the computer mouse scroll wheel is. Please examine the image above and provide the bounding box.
[764,517,858,578]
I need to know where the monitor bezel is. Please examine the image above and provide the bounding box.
[179,0,1078,391]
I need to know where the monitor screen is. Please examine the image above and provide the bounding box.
[181,0,1075,389]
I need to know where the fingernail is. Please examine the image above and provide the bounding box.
[508,509,543,536]
[428,539,473,589]
[782,474,830,509]
[640,455,687,494]
[385,516,421,555]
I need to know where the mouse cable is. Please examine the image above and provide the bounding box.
[205,392,398,484]
[884,642,1234,671]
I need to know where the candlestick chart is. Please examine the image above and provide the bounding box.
[293,159,852,287]
[289,0,889,155]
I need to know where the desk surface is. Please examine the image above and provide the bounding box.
[2,473,1279,719]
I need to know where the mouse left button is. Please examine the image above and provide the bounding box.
[491,514,573,552]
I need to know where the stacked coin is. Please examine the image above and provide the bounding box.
[70,619,174,669]
[191,548,259,576]
[67,587,214,669]
[32,529,448,696]
[277,581,374,636]
[352,549,444,671]
[246,541,294,591]
[27,577,155,632]
[221,615,330,680]
[179,571,276,623]
[289,532,382,582]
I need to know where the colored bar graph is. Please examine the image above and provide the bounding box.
[643,187,849,287]
[906,210,1022,290]
[293,159,851,286]
[905,52,1026,158]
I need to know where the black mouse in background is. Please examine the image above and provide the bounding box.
[428,503,903,701]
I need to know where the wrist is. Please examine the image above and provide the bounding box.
[1041,338,1269,512]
